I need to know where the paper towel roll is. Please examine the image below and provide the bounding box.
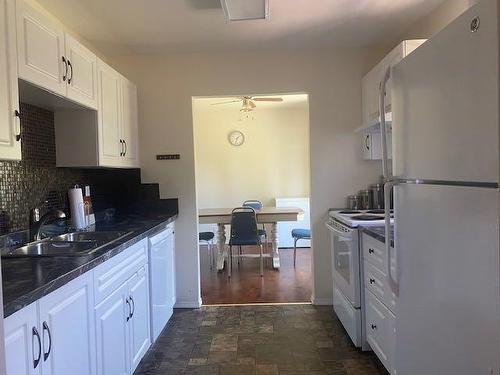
[69,186,86,229]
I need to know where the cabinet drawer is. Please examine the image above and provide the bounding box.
[364,261,396,314]
[362,233,386,272]
[365,289,396,375]
[93,238,148,304]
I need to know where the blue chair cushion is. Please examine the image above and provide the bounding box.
[292,229,311,239]
[199,232,215,241]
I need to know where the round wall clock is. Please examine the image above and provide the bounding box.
[228,130,245,146]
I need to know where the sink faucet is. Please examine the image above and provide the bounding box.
[29,208,66,242]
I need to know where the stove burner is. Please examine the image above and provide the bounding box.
[339,210,362,214]
[366,209,385,214]
[351,214,384,221]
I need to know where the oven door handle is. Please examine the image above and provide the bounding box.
[325,221,354,238]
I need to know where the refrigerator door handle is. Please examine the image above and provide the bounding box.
[384,177,498,296]
[384,180,399,296]
[379,66,392,180]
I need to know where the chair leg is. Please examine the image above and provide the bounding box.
[228,245,232,278]
[238,245,242,266]
[293,237,297,268]
[260,244,263,277]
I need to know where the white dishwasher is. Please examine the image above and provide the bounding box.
[148,222,176,342]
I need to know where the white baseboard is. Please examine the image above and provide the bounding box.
[174,298,202,309]
[311,297,333,306]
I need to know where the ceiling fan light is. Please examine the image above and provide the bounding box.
[220,0,269,22]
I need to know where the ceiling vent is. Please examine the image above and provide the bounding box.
[220,0,269,21]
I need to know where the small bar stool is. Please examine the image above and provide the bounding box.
[291,229,311,268]
[199,231,215,269]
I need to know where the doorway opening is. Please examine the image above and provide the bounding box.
[192,93,311,305]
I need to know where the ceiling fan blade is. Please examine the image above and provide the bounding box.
[252,97,284,102]
[211,99,242,105]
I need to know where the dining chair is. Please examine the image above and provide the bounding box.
[242,200,268,252]
[291,228,311,268]
[228,207,265,277]
[199,231,215,269]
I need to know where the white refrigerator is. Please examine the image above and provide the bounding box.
[380,0,500,373]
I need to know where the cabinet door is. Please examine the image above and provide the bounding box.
[97,60,122,167]
[65,34,97,109]
[4,303,40,375]
[95,282,129,375]
[365,289,395,374]
[39,273,96,375]
[0,0,21,160]
[128,266,151,373]
[121,77,139,167]
[16,0,66,96]
[166,229,176,311]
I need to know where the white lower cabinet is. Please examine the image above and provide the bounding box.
[4,237,156,375]
[95,282,129,375]
[4,272,96,375]
[38,272,97,375]
[129,266,151,372]
[4,303,39,375]
[362,233,397,374]
[365,289,396,374]
[93,238,151,375]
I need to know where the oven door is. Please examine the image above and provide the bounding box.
[326,220,361,308]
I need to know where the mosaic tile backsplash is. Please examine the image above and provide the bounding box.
[0,103,142,233]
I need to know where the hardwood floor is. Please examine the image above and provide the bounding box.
[201,245,312,305]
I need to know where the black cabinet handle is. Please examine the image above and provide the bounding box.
[368,248,374,254]
[42,321,51,361]
[371,324,377,330]
[32,327,42,368]
[126,297,131,321]
[119,139,123,156]
[369,278,375,284]
[130,296,135,318]
[14,110,21,141]
[123,140,127,157]
[62,56,68,82]
[68,60,73,84]
[365,134,370,150]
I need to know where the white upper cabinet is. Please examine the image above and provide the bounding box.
[121,77,139,167]
[97,60,122,167]
[65,33,98,109]
[16,0,98,109]
[361,40,426,129]
[16,0,66,96]
[0,0,21,160]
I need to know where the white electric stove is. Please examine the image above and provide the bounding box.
[326,208,394,350]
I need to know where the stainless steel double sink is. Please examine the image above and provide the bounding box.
[2,231,132,258]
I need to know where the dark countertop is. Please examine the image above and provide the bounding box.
[361,226,394,247]
[1,211,177,318]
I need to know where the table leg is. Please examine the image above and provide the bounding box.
[271,222,280,269]
[216,223,227,271]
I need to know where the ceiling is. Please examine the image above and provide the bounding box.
[36,0,447,55]
[193,94,309,111]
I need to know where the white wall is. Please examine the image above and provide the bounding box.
[111,49,383,306]
[193,101,310,209]
[109,0,473,307]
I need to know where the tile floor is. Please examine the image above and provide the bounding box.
[134,304,388,375]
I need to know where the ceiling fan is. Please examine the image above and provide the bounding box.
[211,96,284,112]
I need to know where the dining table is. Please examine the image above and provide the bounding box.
[198,207,304,270]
